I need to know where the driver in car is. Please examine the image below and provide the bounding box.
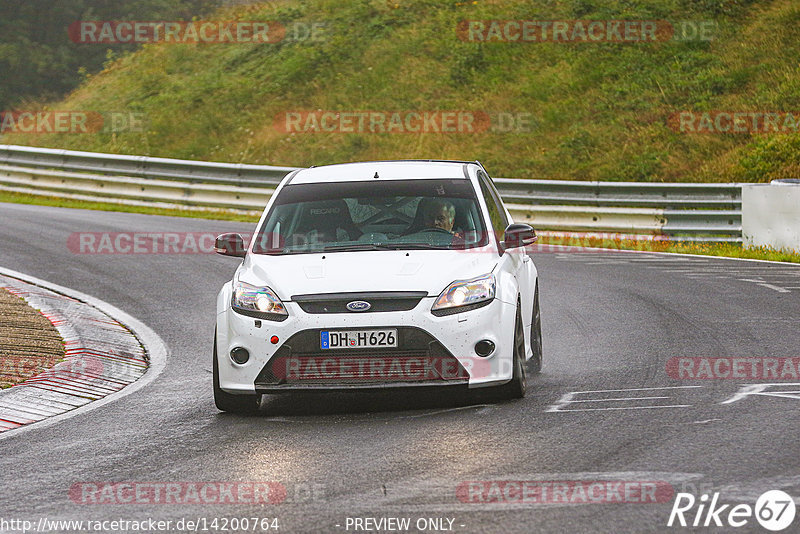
[421,199,456,233]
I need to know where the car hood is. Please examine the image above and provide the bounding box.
[237,249,498,299]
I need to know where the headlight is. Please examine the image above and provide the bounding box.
[231,281,287,319]
[432,274,495,313]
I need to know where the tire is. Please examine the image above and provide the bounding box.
[213,332,261,414]
[528,283,543,375]
[495,304,527,400]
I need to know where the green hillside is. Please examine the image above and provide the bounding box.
[4,0,800,182]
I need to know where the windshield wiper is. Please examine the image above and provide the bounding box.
[381,243,452,250]
[263,243,454,254]
[321,243,397,252]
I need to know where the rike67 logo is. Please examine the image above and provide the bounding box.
[668,490,796,531]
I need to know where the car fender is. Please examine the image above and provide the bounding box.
[216,282,232,359]
[494,262,520,307]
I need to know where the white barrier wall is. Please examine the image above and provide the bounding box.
[742,181,800,252]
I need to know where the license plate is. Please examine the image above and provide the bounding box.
[321,329,398,350]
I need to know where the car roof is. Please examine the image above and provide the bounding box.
[287,160,480,185]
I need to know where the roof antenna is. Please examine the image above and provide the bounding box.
[374,172,380,179]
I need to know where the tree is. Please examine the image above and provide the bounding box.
[0,0,219,110]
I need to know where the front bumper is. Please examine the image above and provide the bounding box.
[216,284,517,394]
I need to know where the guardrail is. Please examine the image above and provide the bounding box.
[0,144,742,242]
[0,144,293,186]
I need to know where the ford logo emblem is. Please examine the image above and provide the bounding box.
[346,300,371,312]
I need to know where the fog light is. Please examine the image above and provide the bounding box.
[230,347,250,365]
[474,340,495,357]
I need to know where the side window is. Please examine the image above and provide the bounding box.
[477,172,509,234]
[485,173,510,222]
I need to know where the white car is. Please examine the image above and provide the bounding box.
[213,160,542,413]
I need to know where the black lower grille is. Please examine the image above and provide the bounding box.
[255,327,468,390]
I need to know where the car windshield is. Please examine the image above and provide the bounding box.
[251,179,489,255]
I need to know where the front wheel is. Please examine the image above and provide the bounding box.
[213,332,261,414]
[494,304,527,400]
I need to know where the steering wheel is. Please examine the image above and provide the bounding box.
[417,227,453,235]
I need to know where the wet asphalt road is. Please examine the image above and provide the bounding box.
[1,201,800,533]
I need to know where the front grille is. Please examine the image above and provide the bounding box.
[255,327,468,389]
[291,292,427,314]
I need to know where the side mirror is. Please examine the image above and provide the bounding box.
[215,233,247,258]
[502,223,537,250]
